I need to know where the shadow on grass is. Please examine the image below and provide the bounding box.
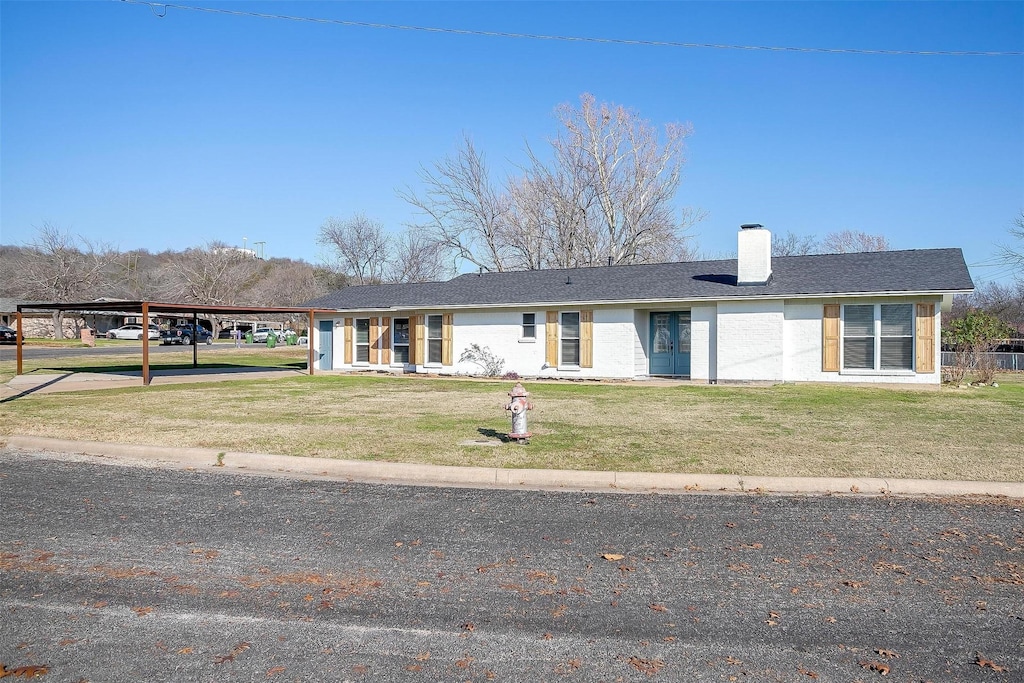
[0,375,68,404]
[27,361,308,374]
[477,427,508,442]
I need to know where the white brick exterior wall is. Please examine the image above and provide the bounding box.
[782,297,942,384]
[715,300,785,381]
[312,295,945,384]
[690,304,716,382]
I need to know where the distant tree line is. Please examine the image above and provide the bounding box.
[0,222,334,334]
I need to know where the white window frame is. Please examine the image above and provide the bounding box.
[840,303,915,375]
[354,318,370,365]
[392,317,410,365]
[520,313,536,342]
[560,311,581,369]
[426,314,443,366]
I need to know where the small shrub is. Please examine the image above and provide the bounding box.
[942,310,1012,384]
[501,371,521,380]
[458,344,505,377]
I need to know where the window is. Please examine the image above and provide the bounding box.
[427,314,443,364]
[355,318,369,363]
[522,313,536,339]
[561,312,580,366]
[393,318,410,363]
[843,304,913,371]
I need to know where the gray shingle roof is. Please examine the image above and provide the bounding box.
[306,248,973,311]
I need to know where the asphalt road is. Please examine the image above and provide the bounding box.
[1,450,1021,682]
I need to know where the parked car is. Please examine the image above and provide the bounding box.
[0,325,17,344]
[250,327,283,343]
[160,324,214,346]
[106,324,160,340]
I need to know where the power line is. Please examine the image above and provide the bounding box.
[117,0,1023,57]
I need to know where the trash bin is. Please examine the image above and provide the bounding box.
[267,332,277,348]
[287,332,297,346]
[245,332,253,344]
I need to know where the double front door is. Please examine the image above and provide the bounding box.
[650,311,691,376]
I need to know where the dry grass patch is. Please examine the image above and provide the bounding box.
[1,373,1022,481]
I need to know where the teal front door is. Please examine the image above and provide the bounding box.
[317,320,333,370]
[649,312,691,376]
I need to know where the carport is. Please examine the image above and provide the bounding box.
[14,301,329,386]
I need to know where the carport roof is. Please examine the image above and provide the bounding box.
[16,300,330,316]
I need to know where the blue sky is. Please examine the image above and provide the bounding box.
[2,1,1021,282]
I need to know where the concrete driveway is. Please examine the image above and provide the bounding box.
[1,449,1021,681]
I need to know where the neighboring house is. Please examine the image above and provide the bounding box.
[306,226,973,384]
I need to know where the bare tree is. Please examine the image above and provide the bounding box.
[18,223,119,337]
[820,230,890,253]
[401,95,701,272]
[772,231,819,257]
[317,214,393,285]
[399,136,512,272]
[997,211,1024,279]
[159,242,263,332]
[388,228,452,283]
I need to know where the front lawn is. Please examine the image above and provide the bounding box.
[1,371,1021,482]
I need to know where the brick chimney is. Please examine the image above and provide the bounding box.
[737,224,772,285]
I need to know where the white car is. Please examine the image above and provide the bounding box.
[251,328,283,343]
[107,324,160,340]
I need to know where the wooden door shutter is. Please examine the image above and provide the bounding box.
[822,304,840,372]
[369,317,379,365]
[546,311,558,366]
[580,309,594,368]
[381,317,391,365]
[441,313,453,366]
[915,303,936,373]
[344,317,353,365]
[410,314,424,365]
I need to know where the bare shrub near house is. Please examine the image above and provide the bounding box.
[458,344,506,377]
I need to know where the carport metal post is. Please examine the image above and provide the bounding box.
[15,311,23,376]
[141,302,150,386]
[192,311,199,368]
[308,309,314,375]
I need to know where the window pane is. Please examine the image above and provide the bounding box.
[653,314,670,354]
[844,305,874,337]
[356,344,369,363]
[394,345,409,363]
[677,313,691,354]
[881,338,912,369]
[427,315,442,339]
[561,312,580,339]
[881,304,913,337]
[562,339,580,365]
[522,313,535,338]
[428,339,442,364]
[844,338,874,369]
[393,319,409,345]
[355,319,369,344]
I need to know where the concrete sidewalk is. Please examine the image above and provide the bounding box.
[5,435,1022,499]
[1,367,306,398]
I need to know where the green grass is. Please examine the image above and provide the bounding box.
[1,370,1022,482]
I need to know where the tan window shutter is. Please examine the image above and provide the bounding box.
[409,314,424,365]
[915,303,936,373]
[580,309,594,368]
[546,311,558,366]
[381,317,391,365]
[344,318,353,364]
[441,313,453,366]
[369,317,379,365]
[822,305,840,372]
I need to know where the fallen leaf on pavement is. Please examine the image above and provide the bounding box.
[602,553,625,561]
[976,655,1007,672]
[859,660,891,675]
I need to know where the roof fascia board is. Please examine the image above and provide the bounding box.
[319,288,975,313]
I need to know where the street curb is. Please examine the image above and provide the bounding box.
[4,435,1023,499]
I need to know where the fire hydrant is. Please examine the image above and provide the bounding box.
[504,382,534,444]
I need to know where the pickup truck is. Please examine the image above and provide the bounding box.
[160,324,214,346]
